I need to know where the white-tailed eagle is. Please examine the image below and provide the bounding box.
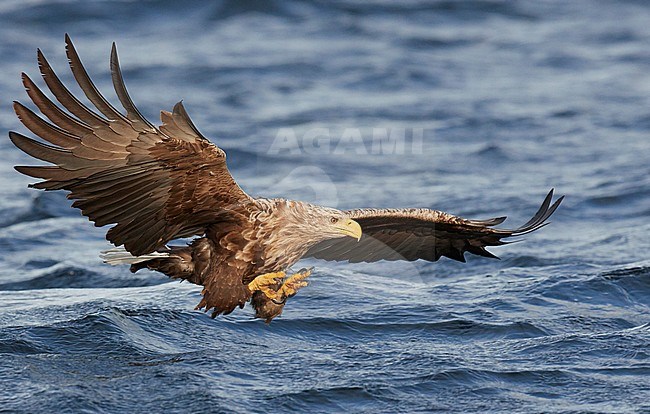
[9,36,563,322]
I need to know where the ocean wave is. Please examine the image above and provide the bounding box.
[2,0,650,412]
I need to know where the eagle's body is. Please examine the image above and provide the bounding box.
[9,36,563,322]
[125,198,361,319]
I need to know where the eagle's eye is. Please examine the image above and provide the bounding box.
[330,217,339,224]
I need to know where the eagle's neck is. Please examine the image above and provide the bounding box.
[254,198,336,270]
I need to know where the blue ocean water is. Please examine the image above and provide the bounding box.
[1,0,649,412]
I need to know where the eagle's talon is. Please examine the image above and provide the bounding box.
[271,297,287,305]
[247,271,285,301]
[248,268,312,302]
[248,271,284,291]
[277,268,312,299]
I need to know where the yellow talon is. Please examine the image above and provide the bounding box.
[278,268,312,298]
[248,271,285,299]
[247,268,312,302]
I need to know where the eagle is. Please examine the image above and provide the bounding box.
[9,36,563,322]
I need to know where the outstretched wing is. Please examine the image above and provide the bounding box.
[305,190,563,263]
[10,35,251,256]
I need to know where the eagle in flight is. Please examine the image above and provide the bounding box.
[9,36,563,322]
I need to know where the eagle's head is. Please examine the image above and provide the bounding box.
[316,209,363,242]
[272,200,363,244]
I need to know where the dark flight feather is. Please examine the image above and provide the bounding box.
[12,38,251,256]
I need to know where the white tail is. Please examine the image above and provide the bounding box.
[100,247,170,266]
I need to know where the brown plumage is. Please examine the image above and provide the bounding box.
[9,36,564,322]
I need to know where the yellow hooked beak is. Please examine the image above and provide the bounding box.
[335,219,362,241]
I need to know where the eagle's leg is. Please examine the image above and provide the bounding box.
[247,268,312,322]
[247,268,312,302]
[247,271,286,300]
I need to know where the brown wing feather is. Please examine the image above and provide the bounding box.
[305,190,563,263]
[10,36,251,256]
